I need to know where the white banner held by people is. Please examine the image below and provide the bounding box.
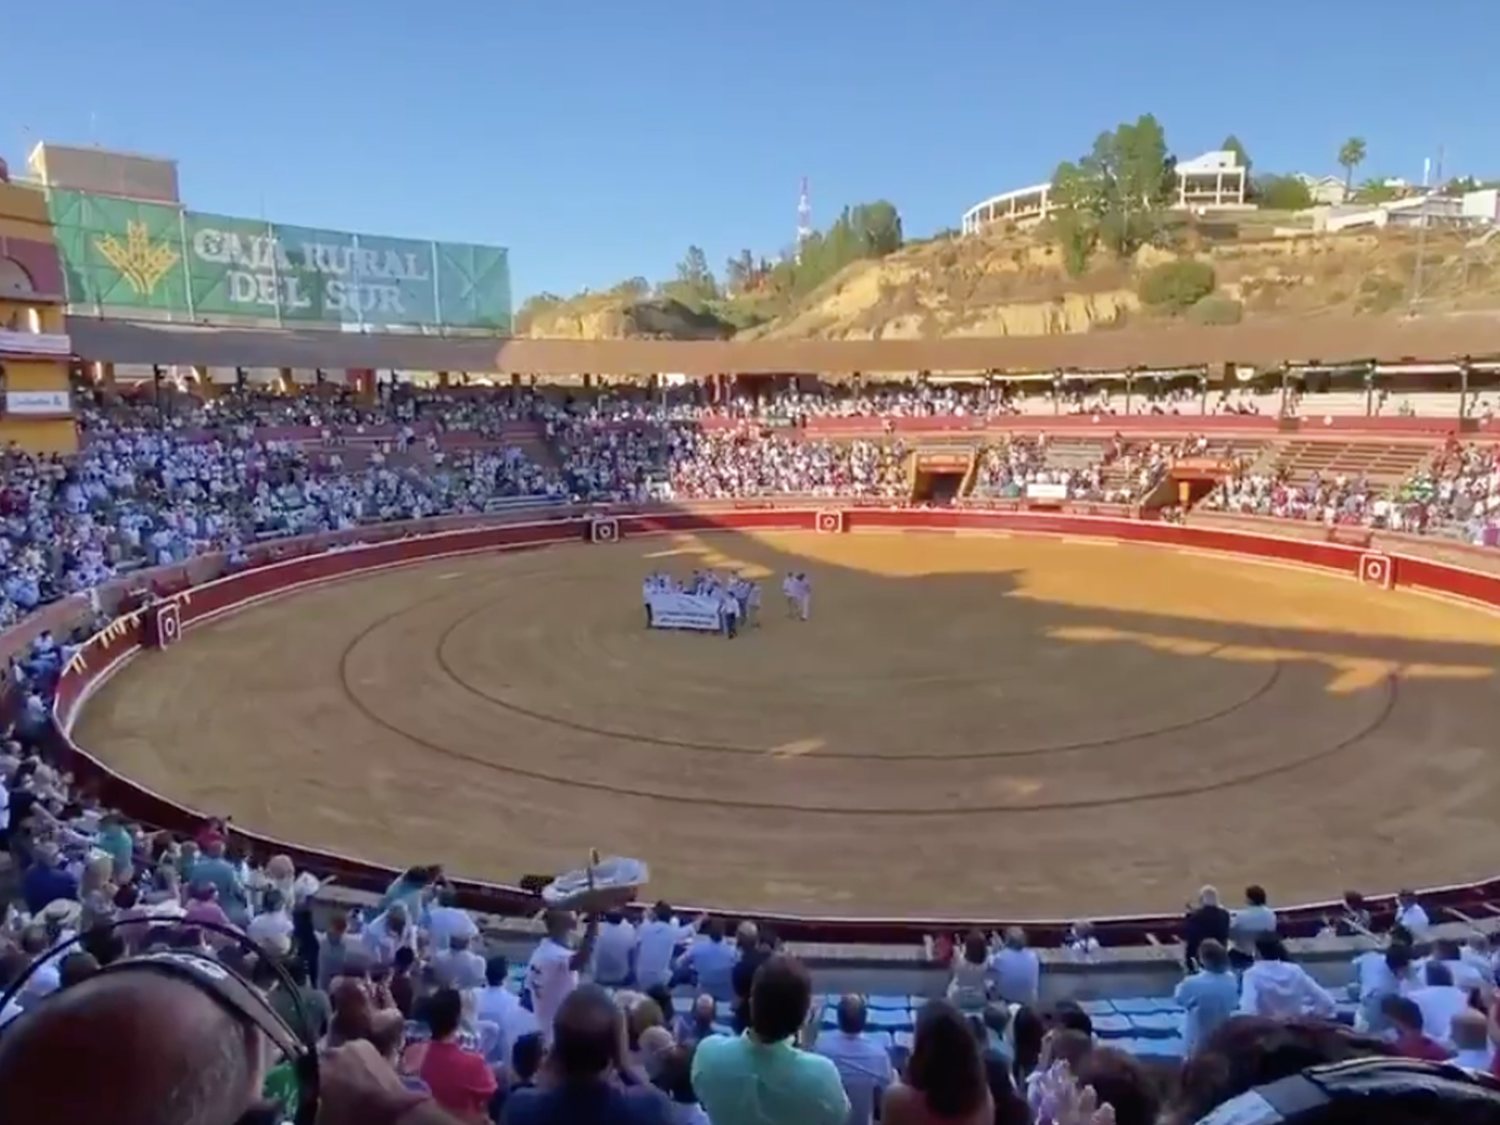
[1025,481,1070,501]
[647,590,721,632]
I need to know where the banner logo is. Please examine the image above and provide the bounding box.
[95,221,180,296]
[1358,552,1392,589]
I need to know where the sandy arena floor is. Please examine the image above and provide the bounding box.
[74,529,1500,920]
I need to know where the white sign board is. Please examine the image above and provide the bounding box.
[5,390,73,416]
[647,591,722,632]
[1025,481,1070,501]
[0,330,72,358]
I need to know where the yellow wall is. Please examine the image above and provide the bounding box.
[3,358,68,391]
[0,182,55,241]
[0,417,77,453]
[0,184,76,453]
[0,297,65,335]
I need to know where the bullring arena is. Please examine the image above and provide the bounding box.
[62,507,1500,924]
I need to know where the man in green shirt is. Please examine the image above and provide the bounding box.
[692,954,849,1125]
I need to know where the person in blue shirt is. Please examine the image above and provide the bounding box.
[189,840,249,924]
[676,918,739,1002]
[1173,938,1240,1056]
[378,864,440,915]
[500,984,671,1125]
[21,843,79,915]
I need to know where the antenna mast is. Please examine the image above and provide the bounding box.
[796,177,813,261]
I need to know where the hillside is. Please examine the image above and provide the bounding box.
[520,220,1500,343]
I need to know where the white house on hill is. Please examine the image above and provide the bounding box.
[962,149,1250,236]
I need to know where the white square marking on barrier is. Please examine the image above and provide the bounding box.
[1358,552,1393,589]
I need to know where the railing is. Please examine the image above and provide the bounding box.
[34,503,1500,948]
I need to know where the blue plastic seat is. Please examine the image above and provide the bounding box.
[1127,1012,1185,1038]
[1088,1014,1134,1037]
[1110,996,1173,1015]
[866,1008,914,1031]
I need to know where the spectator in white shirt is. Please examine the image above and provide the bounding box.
[16,928,59,1005]
[989,927,1041,1006]
[524,908,599,1043]
[1395,890,1431,941]
[361,902,415,967]
[1409,961,1472,1047]
[948,932,991,1012]
[475,954,537,1066]
[1451,1009,1494,1071]
[590,909,638,987]
[1229,885,1278,967]
[1063,921,1101,961]
[1238,938,1336,1021]
[1423,939,1491,1002]
[636,901,700,989]
[245,888,295,956]
[259,853,322,908]
[432,932,487,991]
[1462,934,1497,982]
[423,887,478,953]
[1352,941,1414,1035]
[815,994,894,1125]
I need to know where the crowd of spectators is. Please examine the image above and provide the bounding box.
[0,385,1495,631]
[1200,470,1379,525]
[972,435,1103,500]
[6,725,1500,1125]
[1201,441,1500,544]
[5,384,1500,1121]
[1394,442,1500,542]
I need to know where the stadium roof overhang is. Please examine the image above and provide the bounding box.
[66,314,1500,378]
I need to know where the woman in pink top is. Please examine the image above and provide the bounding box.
[883,1001,993,1125]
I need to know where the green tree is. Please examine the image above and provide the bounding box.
[662,245,718,308]
[1048,114,1175,267]
[1441,176,1480,197]
[610,277,650,299]
[1137,259,1216,312]
[1351,179,1400,204]
[848,201,904,256]
[1047,160,1102,276]
[1253,175,1314,211]
[757,200,905,301]
[1221,134,1251,178]
[1338,137,1367,189]
[724,249,755,293]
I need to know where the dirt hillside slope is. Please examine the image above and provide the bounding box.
[521,220,1500,342]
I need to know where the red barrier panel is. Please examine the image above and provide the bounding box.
[43,505,1500,946]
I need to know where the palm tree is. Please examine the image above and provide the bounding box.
[1338,137,1367,190]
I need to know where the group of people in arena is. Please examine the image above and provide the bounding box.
[4,698,1500,1125]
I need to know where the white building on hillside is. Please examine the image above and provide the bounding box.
[1174,150,1250,212]
[1294,174,1348,206]
[1315,189,1499,234]
[962,149,1249,236]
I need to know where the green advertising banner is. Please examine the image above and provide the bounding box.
[49,189,189,313]
[47,188,511,333]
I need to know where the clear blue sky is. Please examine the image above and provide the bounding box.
[5,0,1497,303]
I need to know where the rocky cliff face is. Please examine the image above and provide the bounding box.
[519,296,734,341]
